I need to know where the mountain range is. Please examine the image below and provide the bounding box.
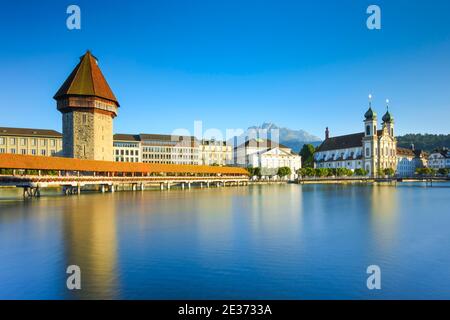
[246,122,322,153]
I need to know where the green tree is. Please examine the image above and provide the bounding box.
[299,144,315,168]
[438,168,449,176]
[314,168,329,177]
[383,168,395,177]
[354,168,368,176]
[277,166,291,178]
[253,167,262,178]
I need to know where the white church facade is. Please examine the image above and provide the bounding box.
[314,100,397,177]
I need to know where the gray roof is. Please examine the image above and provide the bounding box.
[0,127,62,137]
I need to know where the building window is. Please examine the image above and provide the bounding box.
[21,149,26,155]
[31,139,36,146]
[20,138,26,146]
[0,137,4,145]
[31,149,36,155]
[365,147,370,157]
[50,139,56,147]
[10,148,16,154]
[366,125,371,136]
[41,150,46,156]
[0,148,5,153]
[10,138,16,145]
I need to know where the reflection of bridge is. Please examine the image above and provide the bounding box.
[0,154,249,197]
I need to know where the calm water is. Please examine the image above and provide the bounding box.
[0,183,449,300]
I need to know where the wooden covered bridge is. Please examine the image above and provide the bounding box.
[0,154,249,197]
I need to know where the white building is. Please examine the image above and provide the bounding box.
[113,134,141,163]
[0,127,62,157]
[315,102,398,176]
[234,138,301,180]
[396,145,428,177]
[428,148,450,170]
[200,139,232,166]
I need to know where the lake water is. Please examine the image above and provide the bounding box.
[0,183,449,299]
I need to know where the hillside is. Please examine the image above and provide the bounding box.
[397,134,450,152]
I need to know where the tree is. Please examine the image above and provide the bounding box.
[383,168,395,177]
[438,168,449,176]
[416,167,436,176]
[253,167,262,178]
[354,168,368,176]
[336,168,352,177]
[277,167,291,178]
[314,168,329,177]
[299,144,315,168]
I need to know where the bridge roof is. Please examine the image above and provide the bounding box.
[0,154,248,176]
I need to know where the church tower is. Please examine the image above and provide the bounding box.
[362,95,378,177]
[54,51,119,161]
[382,100,394,137]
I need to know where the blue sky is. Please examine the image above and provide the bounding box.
[0,0,449,138]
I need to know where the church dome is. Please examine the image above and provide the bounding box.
[382,110,393,123]
[364,107,377,120]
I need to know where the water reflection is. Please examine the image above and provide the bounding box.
[1,183,450,299]
[61,195,119,299]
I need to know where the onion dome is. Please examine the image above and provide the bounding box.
[364,107,377,120]
[382,109,393,123]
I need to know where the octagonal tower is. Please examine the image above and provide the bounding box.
[54,51,119,161]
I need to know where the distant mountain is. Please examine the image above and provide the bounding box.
[247,122,322,153]
[397,134,450,153]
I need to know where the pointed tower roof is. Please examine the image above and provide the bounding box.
[53,51,119,105]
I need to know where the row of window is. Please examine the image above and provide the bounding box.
[0,148,57,156]
[142,146,198,153]
[115,157,140,162]
[0,137,58,147]
[143,154,198,160]
[115,149,139,156]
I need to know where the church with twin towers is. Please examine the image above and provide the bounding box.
[314,96,398,177]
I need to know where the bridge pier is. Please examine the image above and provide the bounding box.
[23,186,40,198]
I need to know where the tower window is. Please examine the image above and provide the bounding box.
[366,125,371,136]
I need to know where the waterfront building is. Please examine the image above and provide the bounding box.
[113,134,141,163]
[234,138,301,180]
[396,145,428,177]
[428,148,450,169]
[200,139,232,166]
[140,134,200,165]
[314,100,397,176]
[0,127,62,157]
[54,51,119,161]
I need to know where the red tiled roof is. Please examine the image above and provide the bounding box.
[0,154,248,175]
[53,51,119,105]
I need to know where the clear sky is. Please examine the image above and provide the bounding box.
[0,0,449,139]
